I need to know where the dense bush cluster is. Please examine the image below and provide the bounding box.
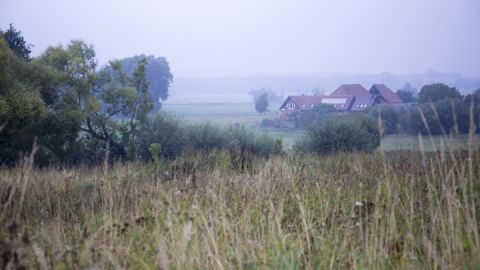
[137,114,284,161]
[296,114,380,153]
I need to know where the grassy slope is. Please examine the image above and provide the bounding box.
[1,148,479,269]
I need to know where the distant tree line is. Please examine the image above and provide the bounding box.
[373,83,480,136]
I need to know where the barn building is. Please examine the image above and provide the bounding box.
[279,84,402,118]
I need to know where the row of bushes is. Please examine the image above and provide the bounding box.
[137,114,284,161]
[30,114,284,166]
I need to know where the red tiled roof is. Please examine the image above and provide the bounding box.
[330,84,371,96]
[279,96,325,110]
[369,84,402,103]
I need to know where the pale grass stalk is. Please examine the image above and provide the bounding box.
[156,236,169,270]
[32,243,50,270]
[296,193,312,270]
[16,139,38,221]
[201,213,224,270]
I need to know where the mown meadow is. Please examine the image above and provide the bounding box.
[1,134,479,269]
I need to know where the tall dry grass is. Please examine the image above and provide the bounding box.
[0,137,479,269]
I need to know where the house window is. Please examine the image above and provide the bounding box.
[286,102,295,109]
[321,98,347,104]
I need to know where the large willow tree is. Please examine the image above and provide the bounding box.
[0,35,158,164]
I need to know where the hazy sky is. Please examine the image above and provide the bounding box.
[1,0,479,77]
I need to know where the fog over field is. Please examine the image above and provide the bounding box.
[2,0,479,104]
[168,71,480,103]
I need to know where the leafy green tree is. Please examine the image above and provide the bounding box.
[0,33,171,165]
[248,88,283,103]
[418,83,462,103]
[0,24,32,61]
[121,55,173,111]
[255,93,268,113]
[87,58,152,160]
[38,41,154,161]
[0,37,47,164]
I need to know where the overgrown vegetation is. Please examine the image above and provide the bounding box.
[0,27,281,166]
[296,114,380,153]
[1,138,479,268]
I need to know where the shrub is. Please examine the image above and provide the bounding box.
[296,114,380,154]
[137,114,283,161]
[369,105,399,135]
[137,113,188,160]
[294,103,336,128]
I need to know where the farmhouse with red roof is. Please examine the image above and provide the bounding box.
[279,84,402,118]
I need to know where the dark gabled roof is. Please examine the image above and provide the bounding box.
[280,96,325,110]
[369,84,402,103]
[350,95,381,111]
[330,84,371,96]
[280,95,355,111]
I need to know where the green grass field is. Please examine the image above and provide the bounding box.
[162,103,275,126]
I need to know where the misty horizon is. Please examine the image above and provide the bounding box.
[2,0,480,78]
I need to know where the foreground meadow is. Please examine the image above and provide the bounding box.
[1,146,479,269]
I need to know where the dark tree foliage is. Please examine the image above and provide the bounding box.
[295,103,336,128]
[255,93,269,113]
[0,36,83,165]
[0,24,32,61]
[464,89,480,107]
[418,83,461,103]
[369,105,400,135]
[401,98,470,135]
[400,82,417,93]
[396,90,417,103]
[120,55,173,111]
[248,88,284,103]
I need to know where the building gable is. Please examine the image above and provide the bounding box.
[369,84,402,103]
[330,84,371,96]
